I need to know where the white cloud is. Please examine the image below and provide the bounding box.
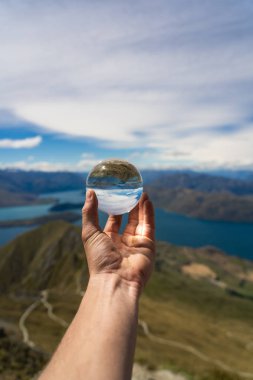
[0,136,42,149]
[77,153,101,171]
[2,139,253,173]
[0,160,65,172]
[0,153,99,172]
[0,159,79,172]
[0,1,253,167]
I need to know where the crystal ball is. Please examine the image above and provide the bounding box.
[86,159,143,215]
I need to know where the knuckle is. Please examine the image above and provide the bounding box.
[82,229,101,246]
[81,226,100,244]
[82,206,89,215]
[81,229,87,241]
[81,226,92,242]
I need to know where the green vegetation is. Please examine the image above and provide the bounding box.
[88,159,142,182]
[0,221,253,379]
[0,328,48,380]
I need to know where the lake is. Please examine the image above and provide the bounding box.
[0,190,253,260]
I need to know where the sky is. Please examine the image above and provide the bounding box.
[0,0,253,172]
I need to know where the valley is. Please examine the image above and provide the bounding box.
[0,221,253,379]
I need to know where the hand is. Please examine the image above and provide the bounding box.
[82,190,155,294]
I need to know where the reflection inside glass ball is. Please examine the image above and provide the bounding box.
[86,159,143,215]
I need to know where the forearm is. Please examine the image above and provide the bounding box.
[39,274,139,380]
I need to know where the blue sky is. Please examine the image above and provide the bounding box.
[0,0,253,172]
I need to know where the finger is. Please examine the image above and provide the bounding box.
[138,199,155,240]
[122,202,139,236]
[139,192,149,223]
[136,194,155,240]
[82,190,101,243]
[135,192,148,235]
[143,199,155,240]
[104,214,122,234]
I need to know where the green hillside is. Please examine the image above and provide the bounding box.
[0,221,253,379]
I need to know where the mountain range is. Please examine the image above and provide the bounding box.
[145,172,253,222]
[2,169,253,223]
[0,221,253,380]
[0,170,85,207]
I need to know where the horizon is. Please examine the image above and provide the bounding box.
[1,167,253,180]
[1,1,253,172]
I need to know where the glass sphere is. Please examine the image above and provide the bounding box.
[86,159,143,215]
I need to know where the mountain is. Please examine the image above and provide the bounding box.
[147,172,253,196]
[0,221,253,380]
[146,186,253,222]
[0,170,85,207]
[206,169,253,181]
[0,170,85,194]
[0,221,87,293]
[0,188,53,207]
[2,169,253,220]
[145,172,253,222]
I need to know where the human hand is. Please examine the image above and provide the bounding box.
[82,190,155,294]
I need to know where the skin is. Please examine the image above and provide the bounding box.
[39,190,155,380]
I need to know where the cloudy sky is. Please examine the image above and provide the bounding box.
[0,0,253,172]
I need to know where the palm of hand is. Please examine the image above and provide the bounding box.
[82,192,155,288]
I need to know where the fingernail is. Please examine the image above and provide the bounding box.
[86,190,92,200]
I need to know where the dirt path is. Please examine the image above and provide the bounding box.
[19,296,253,378]
[138,319,253,379]
[19,299,41,348]
[132,363,186,380]
[40,290,68,328]
[19,290,68,347]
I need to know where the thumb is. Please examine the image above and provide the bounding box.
[82,190,101,243]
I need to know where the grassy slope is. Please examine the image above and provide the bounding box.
[0,222,253,379]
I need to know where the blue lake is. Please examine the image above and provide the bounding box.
[0,190,253,260]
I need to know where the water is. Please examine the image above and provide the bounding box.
[0,190,84,246]
[0,190,85,222]
[86,159,143,215]
[40,190,85,203]
[154,209,253,260]
[0,190,253,260]
[0,203,53,222]
[90,187,143,215]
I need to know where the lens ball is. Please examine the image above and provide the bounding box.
[86,159,143,215]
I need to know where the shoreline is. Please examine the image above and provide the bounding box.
[0,212,81,228]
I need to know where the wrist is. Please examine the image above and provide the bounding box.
[87,273,141,302]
